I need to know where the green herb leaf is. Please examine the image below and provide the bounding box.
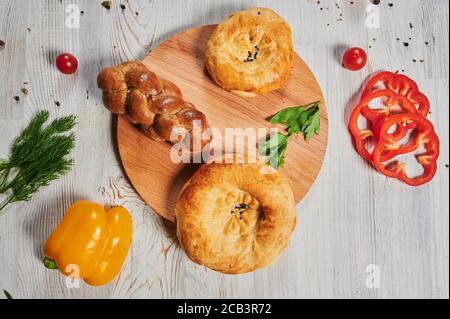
[261,102,321,169]
[0,111,76,213]
[3,289,13,299]
[298,104,320,140]
[43,257,58,270]
[270,102,321,140]
[260,132,290,169]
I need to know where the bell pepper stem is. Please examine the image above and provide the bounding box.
[43,257,58,270]
[3,289,13,299]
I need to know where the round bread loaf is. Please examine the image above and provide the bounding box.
[205,8,294,97]
[175,157,296,274]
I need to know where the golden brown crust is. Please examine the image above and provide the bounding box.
[97,61,211,150]
[175,158,296,274]
[205,8,294,97]
[102,90,127,114]
[97,67,127,92]
[127,89,155,129]
[159,79,183,99]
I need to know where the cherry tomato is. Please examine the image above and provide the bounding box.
[55,53,78,74]
[343,47,367,71]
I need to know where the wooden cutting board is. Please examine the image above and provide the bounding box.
[117,25,328,222]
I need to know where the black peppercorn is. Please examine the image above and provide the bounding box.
[101,1,111,10]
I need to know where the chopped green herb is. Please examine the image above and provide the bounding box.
[261,102,321,168]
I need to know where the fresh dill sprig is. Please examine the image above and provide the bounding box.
[0,110,76,213]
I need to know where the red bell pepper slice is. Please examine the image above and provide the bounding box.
[406,89,430,117]
[372,113,440,186]
[348,89,417,161]
[361,71,430,117]
[362,71,417,98]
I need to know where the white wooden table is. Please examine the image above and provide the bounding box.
[0,0,448,299]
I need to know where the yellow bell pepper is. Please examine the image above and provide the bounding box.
[43,200,132,286]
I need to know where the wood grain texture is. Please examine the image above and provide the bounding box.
[118,25,328,221]
[0,0,448,299]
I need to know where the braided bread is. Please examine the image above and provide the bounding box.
[97,61,211,150]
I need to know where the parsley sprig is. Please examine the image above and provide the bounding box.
[260,132,290,168]
[261,102,321,169]
[0,111,76,213]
